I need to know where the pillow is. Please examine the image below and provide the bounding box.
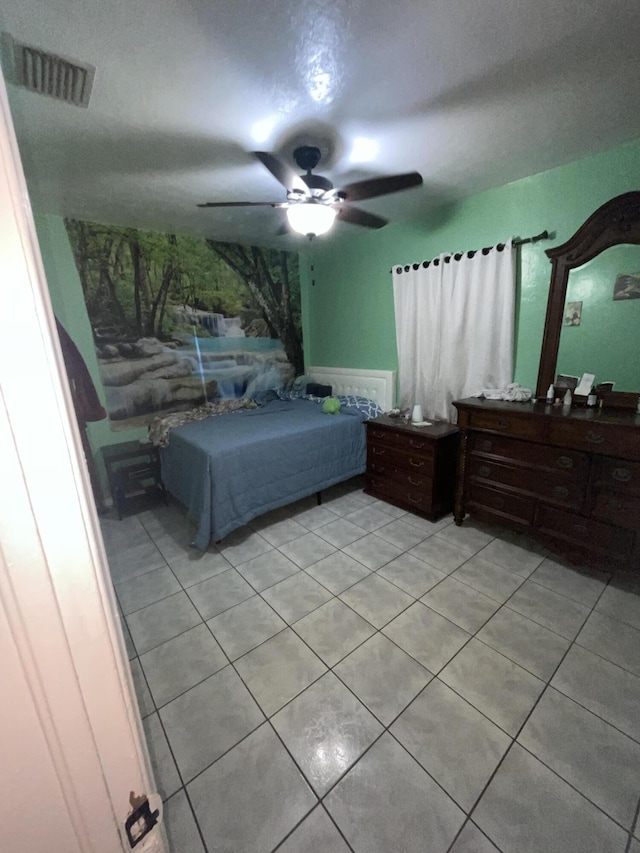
[322,397,341,414]
[290,373,315,395]
[337,395,384,420]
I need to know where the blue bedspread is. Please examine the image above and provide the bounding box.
[159,398,367,548]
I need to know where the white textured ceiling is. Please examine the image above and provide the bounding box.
[2,0,640,247]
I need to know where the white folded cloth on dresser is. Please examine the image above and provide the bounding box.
[479,383,532,402]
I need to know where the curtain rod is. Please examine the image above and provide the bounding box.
[390,229,549,274]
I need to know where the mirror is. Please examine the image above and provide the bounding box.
[556,244,640,392]
[536,192,640,406]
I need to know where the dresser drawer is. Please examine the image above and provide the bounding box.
[466,483,535,526]
[468,459,585,509]
[592,492,640,530]
[595,458,640,497]
[367,472,432,513]
[368,440,434,473]
[536,505,633,558]
[548,420,640,460]
[470,433,589,479]
[467,411,546,441]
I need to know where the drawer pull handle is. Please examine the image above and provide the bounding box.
[409,439,426,448]
[497,419,510,429]
[407,494,422,504]
[556,456,574,470]
[480,439,493,451]
[409,458,425,468]
[585,431,604,445]
[552,486,569,499]
[408,476,423,486]
[573,522,588,534]
[478,465,491,477]
[370,463,385,473]
[372,430,385,439]
[371,478,384,489]
[372,447,386,456]
[612,468,632,482]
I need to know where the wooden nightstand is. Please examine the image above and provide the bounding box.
[102,441,167,519]
[365,416,459,520]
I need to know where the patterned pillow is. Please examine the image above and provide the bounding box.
[336,395,384,419]
[276,388,298,401]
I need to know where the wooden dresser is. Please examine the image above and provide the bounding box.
[364,415,459,520]
[453,398,640,570]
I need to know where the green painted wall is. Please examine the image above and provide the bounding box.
[34,138,640,485]
[301,138,640,393]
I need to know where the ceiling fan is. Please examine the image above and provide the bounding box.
[198,146,423,237]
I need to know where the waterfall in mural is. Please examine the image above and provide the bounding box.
[65,220,303,429]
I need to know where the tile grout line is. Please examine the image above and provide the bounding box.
[624,796,640,853]
[111,488,640,852]
[457,571,630,847]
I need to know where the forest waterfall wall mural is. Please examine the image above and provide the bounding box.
[65,220,302,430]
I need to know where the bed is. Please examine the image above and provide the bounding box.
[157,367,396,548]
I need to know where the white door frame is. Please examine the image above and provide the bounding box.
[0,70,166,853]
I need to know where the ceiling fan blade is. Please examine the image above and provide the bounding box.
[252,151,310,196]
[197,201,286,208]
[333,171,423,203]
[335,205,388,229]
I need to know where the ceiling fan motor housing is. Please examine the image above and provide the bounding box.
[291,146,334,194]
[293,145,322,171]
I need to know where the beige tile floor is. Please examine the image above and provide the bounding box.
[101,477,640,853]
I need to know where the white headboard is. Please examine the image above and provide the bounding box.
[307,366,397,412]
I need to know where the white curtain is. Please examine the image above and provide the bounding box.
[393,241,515,422]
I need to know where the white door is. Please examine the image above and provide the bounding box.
[0,66,166,853]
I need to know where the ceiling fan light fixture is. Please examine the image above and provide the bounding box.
[286,201,337,236]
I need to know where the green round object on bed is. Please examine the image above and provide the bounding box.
[322,396,341,415]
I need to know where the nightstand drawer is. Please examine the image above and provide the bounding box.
[367,425,435,454]
[368,441,434,473]
[367,473,432,513]
[365,416,458,520]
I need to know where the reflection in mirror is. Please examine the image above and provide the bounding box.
[556,244,640,392]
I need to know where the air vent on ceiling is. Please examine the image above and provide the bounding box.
[2,34,95,107]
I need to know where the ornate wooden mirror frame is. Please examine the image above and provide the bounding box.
[535,191,640,408]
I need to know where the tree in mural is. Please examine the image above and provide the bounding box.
[65,221,301,351]
[207,241,303,376]
[64,218,303,426]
